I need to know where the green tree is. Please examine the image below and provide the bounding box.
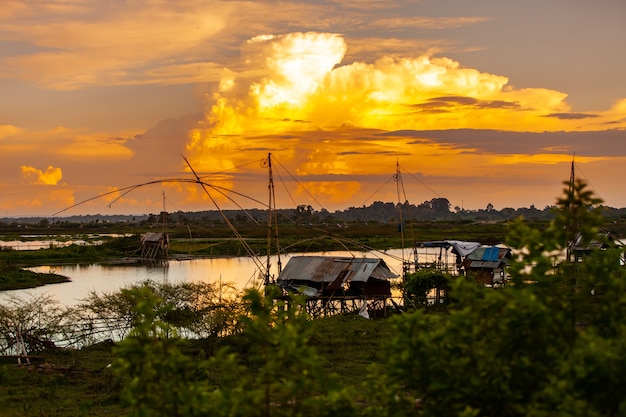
[114,285,357,417]
[402,268,451,310]
[113,286,208,417]
[206,286,357,417]
[385,180,626,417]
[78,280,243,343]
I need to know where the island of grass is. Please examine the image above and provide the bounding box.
[0,265,70,291]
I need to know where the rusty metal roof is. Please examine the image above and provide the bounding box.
[277,256,397,284]
[142,232,166,243]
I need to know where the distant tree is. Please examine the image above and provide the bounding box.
[500,207,516,218]
[430,198,451,213]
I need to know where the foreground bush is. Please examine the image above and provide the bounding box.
[386,180,626,417]
[114,285,357,417]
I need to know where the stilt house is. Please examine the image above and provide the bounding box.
[277,256,397,317]
[461,246,511,285]
[140,232,169,259]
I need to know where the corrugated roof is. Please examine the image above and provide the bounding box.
[277,256,397,284]
[466,246,510,261]
[142,232,166,243]
[465,260,502,269]
[463,246,510,270]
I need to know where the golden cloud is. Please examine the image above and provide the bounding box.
[0,124,21,139]
[296,181,362,204]
[20,165,63,185]
[182,31,625,210]
[0,2,234,89]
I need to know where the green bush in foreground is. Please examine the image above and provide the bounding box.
[386,180,626,417]
[114,285,357,417]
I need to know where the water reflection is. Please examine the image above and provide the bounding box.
[1,249,408,307]
[0,234,131,250]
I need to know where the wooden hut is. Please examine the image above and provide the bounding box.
[277,256,397,317]
[461,246,511,286]
[140,232,169,259]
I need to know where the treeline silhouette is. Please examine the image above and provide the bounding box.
[3,197,626,227]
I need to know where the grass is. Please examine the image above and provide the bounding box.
[0,265,70,291]
[309,315,398,382]
[0,342,125,417]
[0,315,398,417]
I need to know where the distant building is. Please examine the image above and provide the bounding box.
[140,232,169,259]
[568,231,625,264]
[461,246,511,286]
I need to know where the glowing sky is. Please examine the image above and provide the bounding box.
[1,0,625,217]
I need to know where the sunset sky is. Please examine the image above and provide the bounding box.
[1,0,625,218]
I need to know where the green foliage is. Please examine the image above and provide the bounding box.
[113,285,357,417]
[78,280,244,342]
[384,179,626,417]
[389,279,569,416]
[402,268,451,309]
[0,347,123,417]
[113,286,208,417]
[252,287,357,416]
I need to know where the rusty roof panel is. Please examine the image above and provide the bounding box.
[278,256,397,283]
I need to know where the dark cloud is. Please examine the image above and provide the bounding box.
[408,96,521,113]
[241,147,290,152]
[124,114,202,176]
[102,137,127,144]
[544,112,600,120]
[380,128,626,157]
[337,150,400,156]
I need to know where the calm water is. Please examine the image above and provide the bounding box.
[2,249,413,307]
[0,234,130,250]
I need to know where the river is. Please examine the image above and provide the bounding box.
[2,249,415,307]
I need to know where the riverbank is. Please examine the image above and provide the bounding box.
[0,265,70,291]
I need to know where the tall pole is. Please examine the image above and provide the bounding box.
[394,159,406,275]
[162,191,168,259]
[569,152,576,195]
[567,153,576,262]
[265,153,273,286]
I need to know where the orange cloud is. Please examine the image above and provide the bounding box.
[181,31,625,211]
[370,16,490,30]
[20,165,63,185]
[58,134,134,159]
[0,124,21,139]
[0,187,75,215]
[0,2,234,89]
[1,126,136,161]
[296,181,362,205]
